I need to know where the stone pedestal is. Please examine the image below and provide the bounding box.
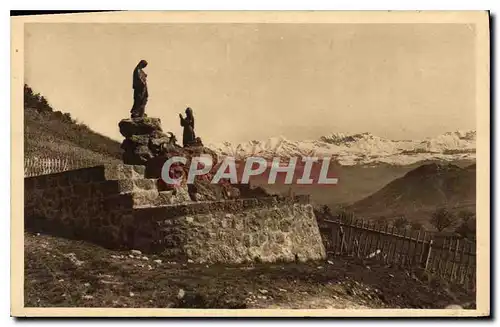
[118,117,180,165]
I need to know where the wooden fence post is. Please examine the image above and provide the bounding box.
[382,223,389,263]
[419,231,426,264]
[423,239,433,270]
[412,229,421,266]
[339,226,345,254]
[330,225,336,255]
[401,228,408,266]
[459,239,467,285]
[355,220,362,257]
[451,239,460,281]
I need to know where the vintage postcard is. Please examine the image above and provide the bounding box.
[11,11,490,317]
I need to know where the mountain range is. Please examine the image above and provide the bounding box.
[207,130,476,166]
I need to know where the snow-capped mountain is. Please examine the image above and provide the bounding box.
[206,130,476,166]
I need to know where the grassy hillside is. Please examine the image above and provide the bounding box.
[24,84,122,166]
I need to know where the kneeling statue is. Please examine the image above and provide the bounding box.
[179,107,199,147]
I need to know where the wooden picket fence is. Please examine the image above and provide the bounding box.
[24,157,97,177]
[319,218,476,291]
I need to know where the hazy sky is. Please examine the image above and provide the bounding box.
[25,23,476,143]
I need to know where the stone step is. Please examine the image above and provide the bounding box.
[135,189,191,207]
[103,164,146,181]
[130,188,192,207]
[116,178,159,193]
[102,183,192,212]
[130,190,164,207]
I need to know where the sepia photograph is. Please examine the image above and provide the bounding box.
[10,11,490,317]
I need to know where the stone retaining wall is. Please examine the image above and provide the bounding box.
[24,164,326,263]
[151,202,325,263]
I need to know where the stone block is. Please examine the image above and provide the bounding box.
[131,190,160,207]
[119,117,163,137]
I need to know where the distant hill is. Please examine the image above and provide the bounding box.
[253,159,475,210]
[347,163,476,223]
[24,84,122,166]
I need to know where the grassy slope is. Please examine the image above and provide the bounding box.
[24,84,122,165]
[347,163,476,225]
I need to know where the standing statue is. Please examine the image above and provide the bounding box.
[130,60,149,118]
[179,107,196,147]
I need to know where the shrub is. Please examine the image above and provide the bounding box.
[393,216,410,229]
[410,222,423,231]
[458,210,475,223]
[455,218,476,239]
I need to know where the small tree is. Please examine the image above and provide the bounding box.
[430,208,456,232]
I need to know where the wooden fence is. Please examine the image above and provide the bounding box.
[24,157,98,177]
[319,218,476,291]
[425,237,476,291]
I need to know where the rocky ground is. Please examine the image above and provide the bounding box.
[24,231,475,309]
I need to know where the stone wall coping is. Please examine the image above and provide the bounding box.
[24,164,147,190]
[133,195,310,221]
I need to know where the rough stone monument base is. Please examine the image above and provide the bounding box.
[119,117,180,165]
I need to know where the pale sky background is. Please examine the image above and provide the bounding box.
[24,23,476,143]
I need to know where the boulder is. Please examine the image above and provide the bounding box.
[149,136,172,154]
[119,117,179,165]
[144,145,217,179]
[129,134,151,145]
[119,117,163,138]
